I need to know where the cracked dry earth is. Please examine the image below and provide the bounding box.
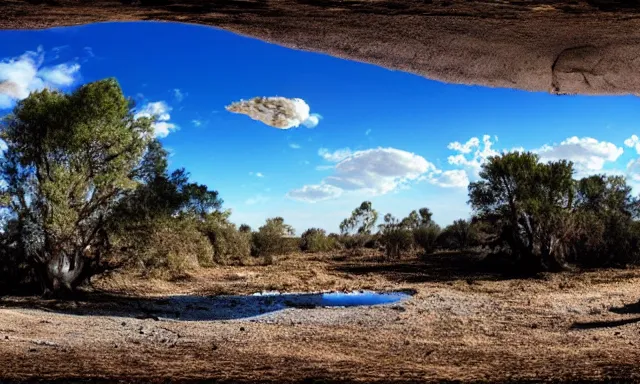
[1,252,640,383]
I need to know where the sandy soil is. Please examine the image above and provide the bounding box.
[2,1,640,95]
[1,251,640,383]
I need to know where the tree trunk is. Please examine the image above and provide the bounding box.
[38,250,87,298]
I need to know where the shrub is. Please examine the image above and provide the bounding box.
[121,218,213,279]
[438,219,477,250]
[413,223,442,255]
[251,217,297,261]
[337,234,373,252]
[198,216,251,265]
[380,228,413,260]
[300,228,338,252]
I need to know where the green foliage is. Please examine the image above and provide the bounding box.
[119,217,212,279]
[400,208,433,230]
[570,175,640,267]
[469,152,640,272]
[339,201,378,235]
[0,79,151,294]
[469,152,575,272]
[300,228,338,253]
[239,224,252,233]
[198,213,251,265]
[251,217,297,261]
[378,214,414,259]
[413,223,442,256]
[438,219,478,250]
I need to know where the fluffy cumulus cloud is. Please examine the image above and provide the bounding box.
[447,135,500,177]
[624,135,640,154]
[0,47,82,109]
[287,184,343,203]
[134,101,178,138]
[426,169,470,188]
[535,136,623,175]
[444,134,626,182]
[289,147,434,202]
[226,96,321,129]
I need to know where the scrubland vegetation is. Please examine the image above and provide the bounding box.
[1,78,640,299]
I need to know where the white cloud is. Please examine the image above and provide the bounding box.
[303,113,322,128]
[134,101,178,138]
[245,194,270,205]
[289,143,301,149]
[226,96,321,129]
[287,184,343,203]
[38,63,80,86]
[0,47,82,109]
[448,137,480,154]
[535,136,623,175]
[627,159,640,182]
[624,135,640,154]
[173,88,185,102]
[249,172,265,178]
[318,147,352,162]
[290,147,435,202]
[447,135,499,177]
[427,169,469,188]
[445,134,625,181]
[315,165,334,171]
[192,120,202,127]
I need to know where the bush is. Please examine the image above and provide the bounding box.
[199,217,251,265]
[121,218,213,279]
[438,219,477,250]
[300,228,338,252]
[570,210,640,267]
[251,217,297,261]
[0,226,35,293]
[337,234,374,252]
[380,225,413,259]
[413,224,442,255]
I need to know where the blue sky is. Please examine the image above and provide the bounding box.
[1,22,640,233]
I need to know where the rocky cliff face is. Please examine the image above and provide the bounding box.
[3,0,640,95]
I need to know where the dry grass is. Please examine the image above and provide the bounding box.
[1,250,640,382]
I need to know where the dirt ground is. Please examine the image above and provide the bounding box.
[1,251,640,383]
[3,0,640,95]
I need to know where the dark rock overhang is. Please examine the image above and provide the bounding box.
[2,0,640,95]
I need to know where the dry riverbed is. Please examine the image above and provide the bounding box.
[1,251,640,383]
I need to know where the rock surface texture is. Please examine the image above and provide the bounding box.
[2,0,640,95]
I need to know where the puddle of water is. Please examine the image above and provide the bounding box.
[139,290,414,321]
[306,291,411,307]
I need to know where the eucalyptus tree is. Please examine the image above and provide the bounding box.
[0,79,152,295]
[339,201,378,235]
[468,152,575,271]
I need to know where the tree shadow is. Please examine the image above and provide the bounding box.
[0,289,412,321]
[571,299,640,329]
[331,251,521,284]
[570,317,640,329]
